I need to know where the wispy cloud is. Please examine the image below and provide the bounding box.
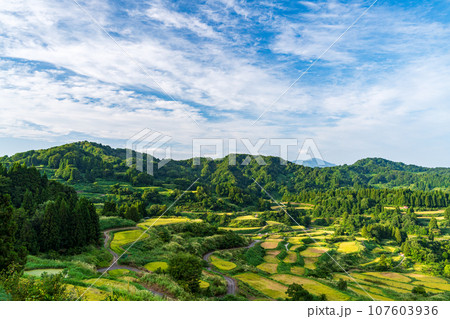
[1,0,450,166]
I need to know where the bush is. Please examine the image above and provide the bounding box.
[244,244,265,266]
[337,278,347,290]
[99,216,136,231]
[412,286,427,295]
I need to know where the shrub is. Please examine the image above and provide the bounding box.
[244,244,265,266]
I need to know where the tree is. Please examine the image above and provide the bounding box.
[337,279,347,290]
[394,228,403,244]
[444,207,450,221]
[286,283,315,301]
[41,202,58,251]
[444,265,450,278]
[0,266,76,301]
[168,253,202,293]
[428,217,438,232]
[125,205,141,222]
[102,201,117,216]
[0,195,26,271]
[21,189,34,213]
[412,286,427,295]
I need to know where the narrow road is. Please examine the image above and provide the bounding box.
[99,227,260,298]
[202,240,260,295]
[97,227,165,297]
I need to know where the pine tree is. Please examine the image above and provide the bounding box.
[394,228,402,244]
[21,189,34,213]
[0,195,26,271]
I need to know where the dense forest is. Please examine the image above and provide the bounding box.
[2,141,450,193]
[0,162,100,269]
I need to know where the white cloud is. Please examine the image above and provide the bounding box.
[1,0,450,166]
[143,0,218,39]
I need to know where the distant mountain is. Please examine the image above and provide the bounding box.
[350,157,426,173]
[1,141,450,193]
[293,158,336,168]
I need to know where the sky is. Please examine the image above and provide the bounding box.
[1,0,450,167]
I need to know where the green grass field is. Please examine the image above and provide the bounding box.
[24,268,64,277]
[108,269,130,276]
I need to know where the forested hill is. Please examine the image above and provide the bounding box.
[1,141,450,194]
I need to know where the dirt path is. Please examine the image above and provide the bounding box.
[202,240,260,295]
[96,227,165,297]
[99,227,260,298]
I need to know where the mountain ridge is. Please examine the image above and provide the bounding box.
[1,141,449,193]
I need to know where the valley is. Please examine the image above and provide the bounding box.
[0,142,449,301]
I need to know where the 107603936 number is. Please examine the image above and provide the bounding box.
[368,305,438,316]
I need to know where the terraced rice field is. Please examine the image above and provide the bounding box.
[348,287,393,301]
[257,263,279,274]
[290,266,305,276]
[266,221,283,226]
[361,255,401,266]
[303,257,318,269]
[412,281,450,291]
[271,274,351,300]
[219,227,262,232]
[288,237,307,244]
[261,239,282,249]
[283,251,298,263]
[264,250,281,263]
[233,215,259,220]
[337,241,362,253]
[300,247,329,257]
[24,268,64,277]
[110,229,149,254]
[363,272,411,283]
[234,273,287,299]
[336,272,447,295]
[415,210,444,215]
[67,284,109,301]
[83,278,139,293]
[144,261,168,272]
[138,217,201,229]
[210,256,236,271]
[199,280,210,289]
[406,273,448,284]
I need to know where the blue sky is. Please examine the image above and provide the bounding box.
[1,0,450,166]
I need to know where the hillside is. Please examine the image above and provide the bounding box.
[1,141,449,195]
[1,142,450,302]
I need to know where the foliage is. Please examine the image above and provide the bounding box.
[244,243,265,266]
[286,283,315,301]
[0,264,77,301]
[99,216,136,231]
[168,253,203,293]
